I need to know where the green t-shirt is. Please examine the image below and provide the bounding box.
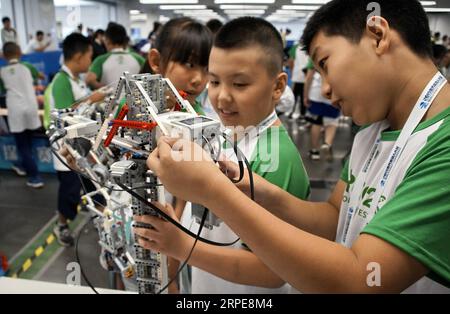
[289,44,298,59]
[225,125,310,200]
[0,61,39,93]
[250,126,310,199]
[340,107,450,290]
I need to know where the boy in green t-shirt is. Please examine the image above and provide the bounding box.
[0,42,45,188]
[86,23,145,90]
[45,33,104,247]
[134,18,311,294]
[146,0,450,293]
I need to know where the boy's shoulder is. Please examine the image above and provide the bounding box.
[92,52,111,64]
[50,70,70,87]
[128,51,145,64]
[252,125,310,199]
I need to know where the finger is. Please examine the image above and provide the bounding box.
[157,138,180,162]
[133,227,161,243]
[152,202,177,220]
[218,160,240,179]
[137,237,159,252]
[147,148,161,175]
[159,136,179,147]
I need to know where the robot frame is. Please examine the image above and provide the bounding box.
[48,72,222,294]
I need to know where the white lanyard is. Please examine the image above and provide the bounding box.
[341,72,447,245]
[256,110,279,135]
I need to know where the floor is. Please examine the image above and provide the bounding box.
[0,114,354,291]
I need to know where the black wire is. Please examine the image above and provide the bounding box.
[75,174,102,294]
[49,144,161,192]
[118,182,239,247]
[50,128,254,295]
[222,134,255,201]
[229,138,245,184]
[156,208,208,295]
[75,218,99,294]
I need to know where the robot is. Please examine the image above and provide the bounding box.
[48,72,221,294]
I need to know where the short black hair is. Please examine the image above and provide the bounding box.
[105,22,128,46]
[155,17,212,68]
[301,0,432,58]
[206,19,223,35]
[214,17,284,77]
[432,44,447,61]
[63,33,92,61]
[36,31,44,37]
[2,42,20,59]
[2,17,10,24]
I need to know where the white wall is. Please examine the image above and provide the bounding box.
[0,0,57,50]
[428,13,450,36]
[130,13,159,41]
[55,2,114,38]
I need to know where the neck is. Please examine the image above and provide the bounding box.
[64,62,80,79]
[387,58,448,130]
[109,46,124,52]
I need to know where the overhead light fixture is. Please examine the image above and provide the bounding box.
[130,10,141,15]
[420,1,437,6]
[215,0,274,3]
[140,0,198,4]
[224,9,266,15]
[54,0,95,6]
[159,5,207,10]
[291,0,330,3]
[425,8,450,12]
[220,5,268,10]
[282,5,320,10]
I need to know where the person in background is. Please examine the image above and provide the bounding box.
[1,17,18,45]
[206,19,223,35]
[92,29,106,61]
[0,42,45,188]
[26,31,51,54]
[86,23,144,89]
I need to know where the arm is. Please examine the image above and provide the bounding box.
[85,72,104,90]
[134,204,286,289]
[219,160,342,240]
[202,177,428,293]
[303,68,315,108]
[147,138,430,293]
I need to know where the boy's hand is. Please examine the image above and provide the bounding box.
[89,91,106,104]
[60,146,80,172]
[147,137,227,206]
[304,96,311,108]
[133,203,193,261]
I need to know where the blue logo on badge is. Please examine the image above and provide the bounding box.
[420,102,428,109]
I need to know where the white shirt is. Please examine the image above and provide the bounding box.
[0,60,41,133]
[50,65,90,172]
[1,28,17,45]
[26,39,49,54]
[308,71,332,104]
[292,46,309,84]
[185,113,293,294]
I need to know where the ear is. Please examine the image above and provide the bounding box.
[366,16,391,56]
[148,49,162,74]
[73,52,84,64]
[272,72,288,104]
